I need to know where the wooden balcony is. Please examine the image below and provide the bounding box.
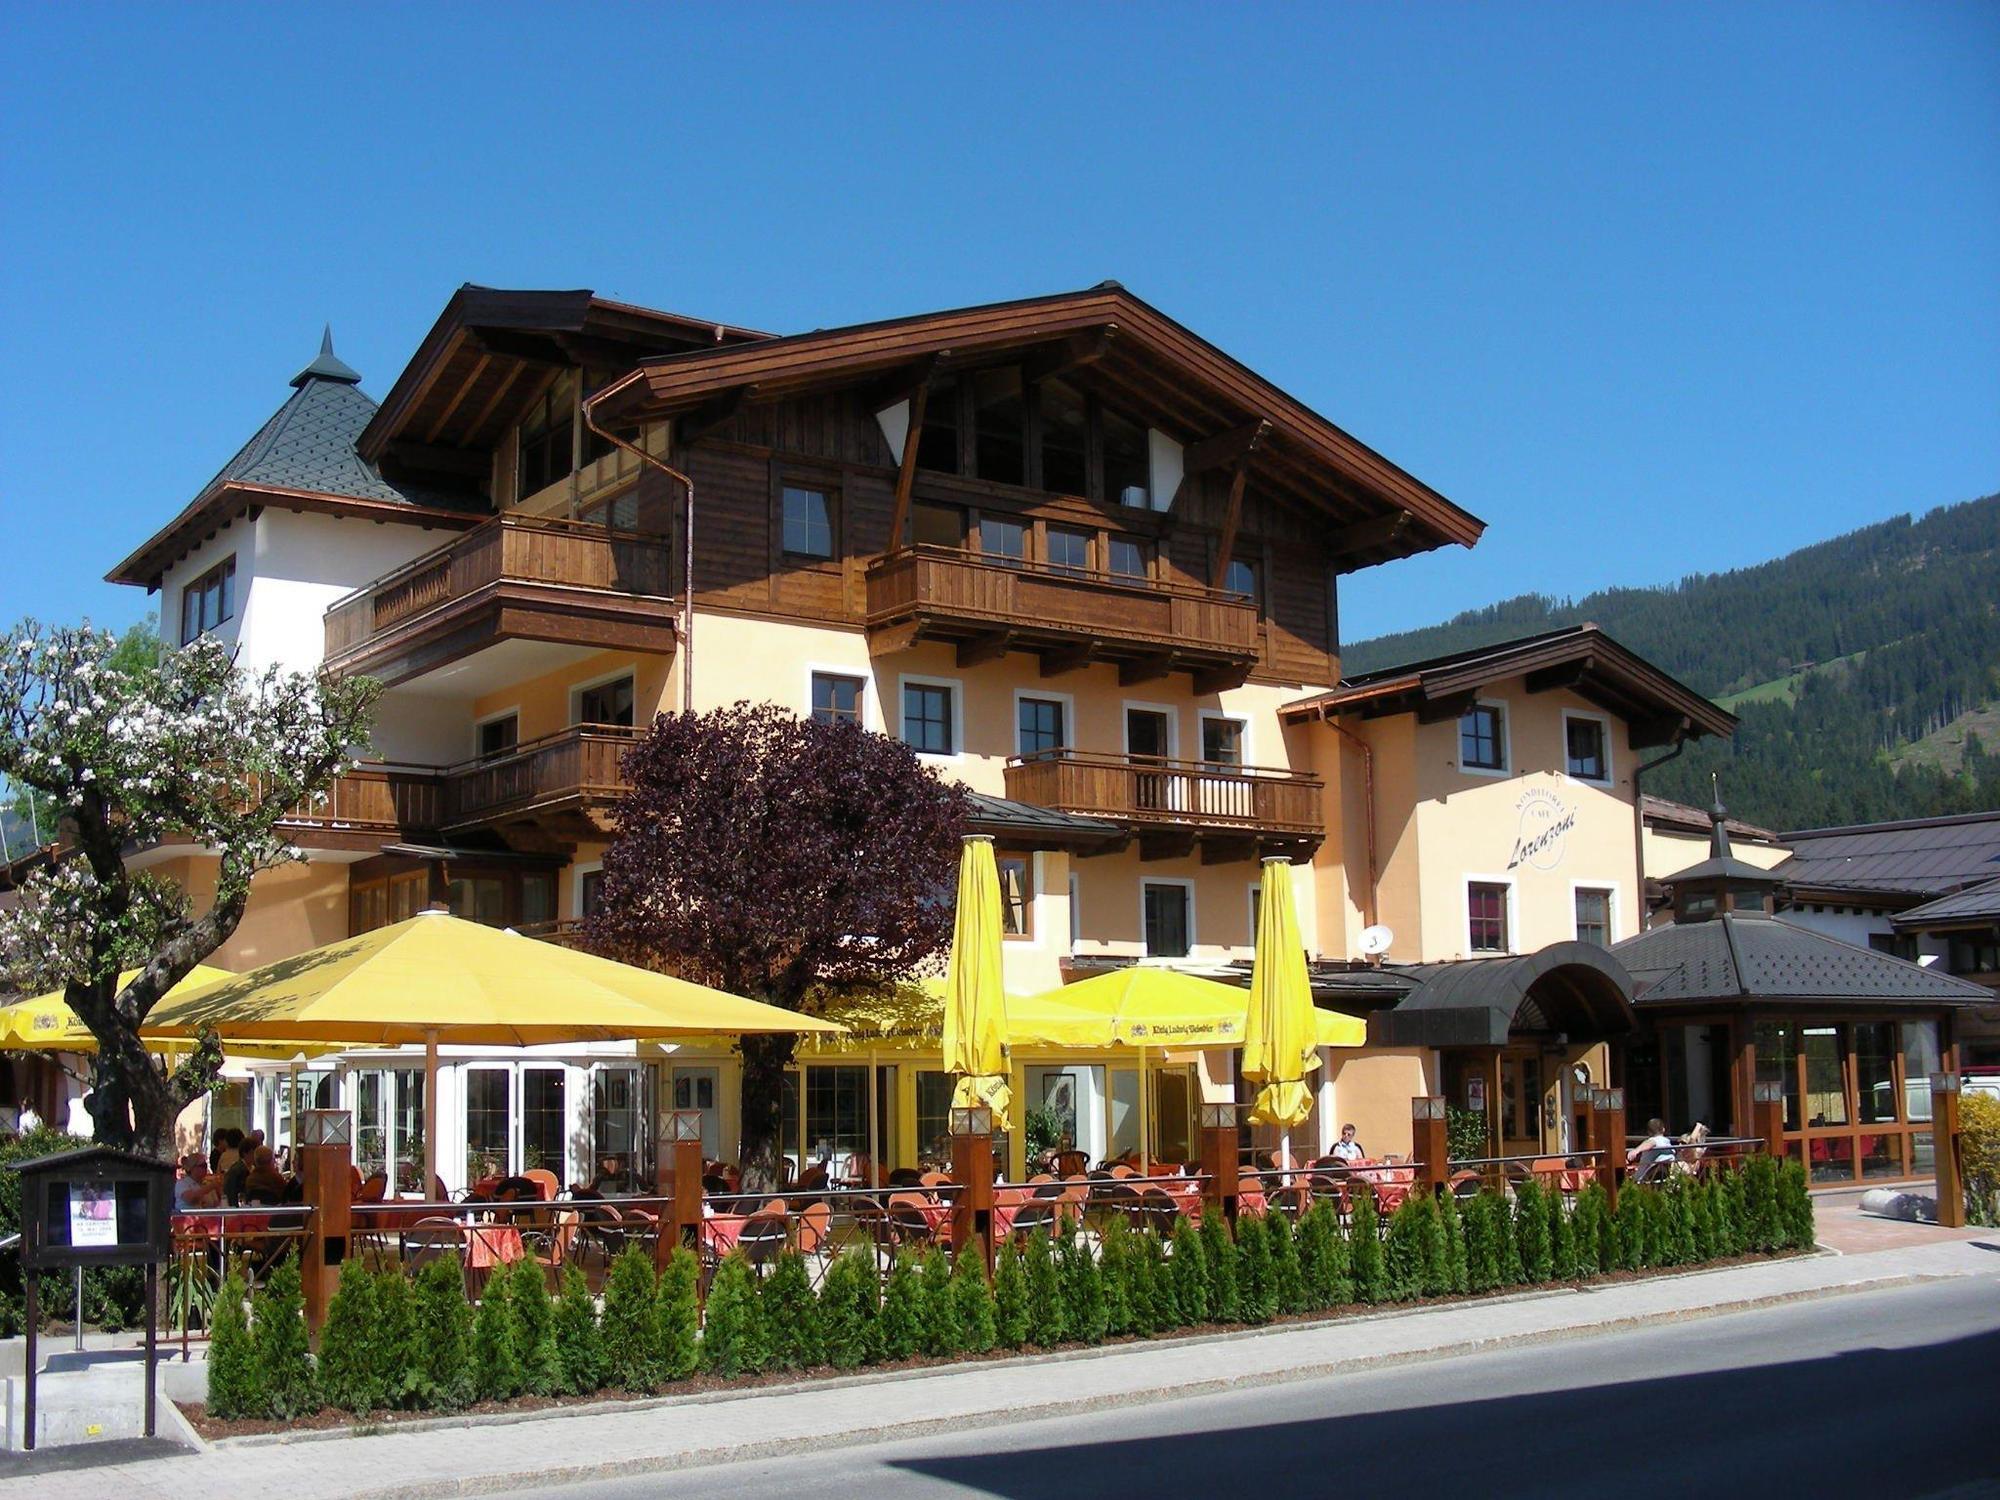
[1003,750,1323,863]
[275,764,446,852]
[865,545,1260,690]
[323,514,677,687]
[439,724,641,840]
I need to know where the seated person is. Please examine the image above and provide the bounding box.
[174,1153,223,1211]
[586,1155,630,1195]
[239,1145,290,1205]
[1330,1123,1366,1163]
[223,1129,266,1205]
[1626,1118,1678,1176]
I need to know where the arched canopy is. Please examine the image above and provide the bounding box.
[1381,941,1637,1050]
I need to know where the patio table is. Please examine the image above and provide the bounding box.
[466,1220,525,1268]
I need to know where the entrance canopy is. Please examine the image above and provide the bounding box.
[1376,942,1638,1049]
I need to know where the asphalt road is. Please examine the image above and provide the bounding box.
[512,1278,2000,1500]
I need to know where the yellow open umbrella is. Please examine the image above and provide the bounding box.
[146,910,844,1192]
[1013,967,1363,1050]
[0,967,345,1062]
[941,835,1012,1119]
[1243,859,1320,1157]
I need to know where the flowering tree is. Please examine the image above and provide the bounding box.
[0,623,377,1155]
[586,702,967,1184]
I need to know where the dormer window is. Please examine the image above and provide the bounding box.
[179,557,236,644]
[1565,714,1609,782]
[1459,702,1507,773]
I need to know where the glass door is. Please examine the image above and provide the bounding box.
[1127,708,1173,812]
[671,1066,721,1159]
[464,1066,514,1184]
[592,1064,653,1193]
[521,1065,568,1186]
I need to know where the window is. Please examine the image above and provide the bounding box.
[520,873,554,928]
[811,672,865,726]
[1468,882,1509,952]
[1949,935,2000,974]
[1574,887,1612,946]
[1869,932,1918,962]
[1017,696,1066,755]
[1039,378,1090,497]
[576,674,635,727]
[591,1065,652,1192]
[901,681,955,754]
[1565,716,1608,781]
[522,1068,566,1180]
[1201,716,1245,767]
[1046,527,1090,577]
[518,369,577,499]
[449,876,506,928]
[1143,882,1191,958]
[914,1071,953,1163]
[579,868,606,919]
[916,377,961,474]
[804,1065,870,1163]
[1460,703,1506,772]
[1102,405,1150,506]
[464,1070,512,1179]
[998,856,1031,938]
[1224,558,1259,606]
[910,500,965,549]
[1108,536,1149,580]
[782,485,834,558]
[477,713,519,760]
[981,515,1026,565]
[179,557,236,644]
[971,367,1026,485]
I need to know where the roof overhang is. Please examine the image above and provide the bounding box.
[1377,941,1639,1049]
[107,482,485,591]
[1280,625,1736,746]
[589,283,1485,571]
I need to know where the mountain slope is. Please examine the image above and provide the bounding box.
[1342,493,2000,830]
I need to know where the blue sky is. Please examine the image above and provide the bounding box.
[1,3,1994,643]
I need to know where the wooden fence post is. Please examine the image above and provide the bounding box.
[1932,1074,1965,1230]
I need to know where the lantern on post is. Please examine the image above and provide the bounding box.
[1591,1086,1626,1209]
[1410,1095,1449,1193]
[659,1108,707,1265]
[297,1109,353,1335]
[1931,1073,1965,1230]
[1199,1102,1240,1224]
[1750,1079,1787,1163]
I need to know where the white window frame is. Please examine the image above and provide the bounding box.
[472,704,523,760]
[1140,877,1197,959]
[1122,700,1180,760]
[1561,708,1615,786]
[995,850,1040,943]
[1463,873,1517,956]
[805,663,877,731]
[1197,708,1253,767]
[1457,698,1512,779]
[897,672,965,761]
[1013,687,1076,757]
[1569,881,1621,945]
[569,665,639,727]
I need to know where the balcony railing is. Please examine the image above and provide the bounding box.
[275,763,446,840]
[1004,749,1323,837]
[440,724,641,830]
[865,545,1260,676]
[323,514,676,671]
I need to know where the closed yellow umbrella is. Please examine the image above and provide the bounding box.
[1244,859,1321,1170]
[147,910,843,1192]
[941,835,1012,1118]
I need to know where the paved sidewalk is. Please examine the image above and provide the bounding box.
[6,1234,1996,1500]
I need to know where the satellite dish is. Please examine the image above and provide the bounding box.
[1359,924,1394,957]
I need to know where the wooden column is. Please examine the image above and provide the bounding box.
[298,1135,352,1336]
[1200,1104,1240,1226]
[951,1112,995,1278]
[1592,1087,1626,1212]
[1410,1096,1449,1194]
[1751,1080,1787,1163]
[1932,1074,1965,1230]
[659,1110,706,1268]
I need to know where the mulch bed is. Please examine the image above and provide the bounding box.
[178,1247,1809,1442]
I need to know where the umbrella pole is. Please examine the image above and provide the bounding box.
[1139,1047,1151,1173]
[424,1029,439,1200]
[867,1046,880,1191]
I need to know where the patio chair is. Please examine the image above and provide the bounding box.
[736,1210,791,1274]
[401,1216,469,1292]
[888,1192,941,1250]
[524,1168,561,1202]
[1053,1150,1089,1177]
[1008,1198,1058,1244]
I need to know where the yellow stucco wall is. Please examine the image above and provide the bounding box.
[1643,822,1791,884]
[471,649,673,745]
[149,854,351,971]
[1326,1048,1433,1161]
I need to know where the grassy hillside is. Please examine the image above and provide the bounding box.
[1343,493,2000,830]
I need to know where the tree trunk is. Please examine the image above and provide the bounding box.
[89,1032,178,1161]
[737,1032,797,1192]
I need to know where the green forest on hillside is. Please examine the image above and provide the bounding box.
[1343,493,2000,831]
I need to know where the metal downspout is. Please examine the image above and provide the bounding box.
[1632,729,1690,932]
[1319,708,1378,935]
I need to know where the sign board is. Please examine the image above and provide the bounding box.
[11,1145,174,1270]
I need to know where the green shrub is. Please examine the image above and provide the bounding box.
[413,1254,473,1410]
[1349,1189,1387,1303]
[370,1265,423,1409]
[1417,1193,1454,1298]
[1022,1231,1068,1347]
[1662,1183,1698,1266]
[762,1251,825,1371]
[949,1240,998,1353]
[1199,1212,1240,1323]
[1462,1192,1501,1293]
[1437,1190,1469,1295]
[204,1268,256,1419]
[316,1257,382,1413]
[508,1259,562,1396]
[1513,1180,1552,1283]
[552,1265,602,1396]
[1547,1189,1579,1281]
[992,1239,1031,1350]
[1382,1195,1425,1302]
[599,1246,659,1392]
[878,1251,925,1360]
[1964,1091,2000,1226]
[1494,1190,1526,1285]
[1571,1182,1612,1274]
[1294,1200,1338,1309]
[1717,1166,1749,1255]
[471,1270,522,1403]
[919,1246,964,1356]
[1058,1227,1108,1344]
[819,1247,881,1369]
[701,1252,768,1377]
[1097,1216,1134,1336]
[1236,1212,1276,1323]
[1615,1186,1649,1270]
[251,1257,319,1419]
[1267,1210,1306,1315]
[1169,1217,1210,1324]
[1778,1159,1816,1250]
[656,1248,701,1381]
[1742,1154,1782,1253]
[1144,1230,1181,1329]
